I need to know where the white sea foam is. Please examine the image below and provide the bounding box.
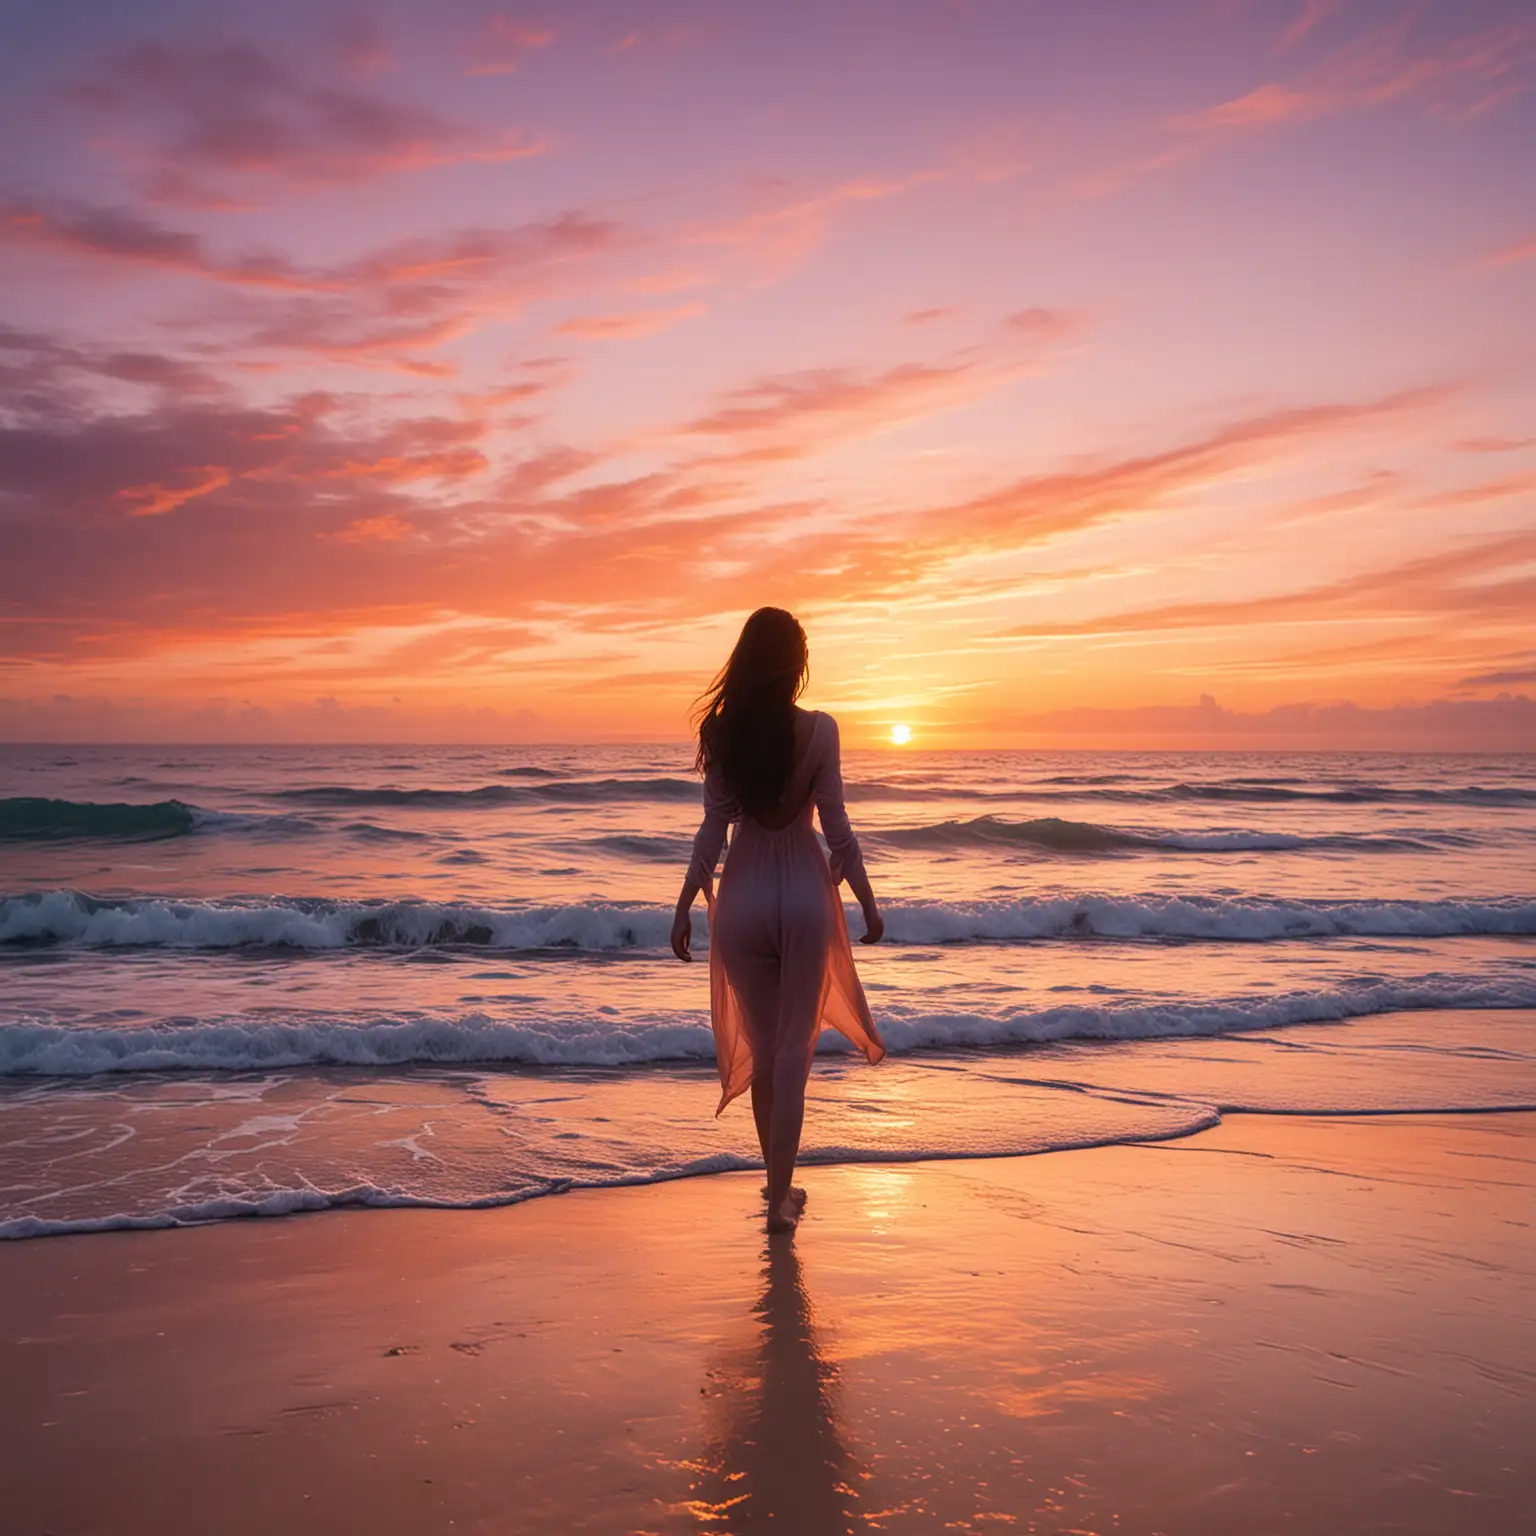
[5,889,1535,951]
[4,974,1534,1077]
[0,1152,805,1238]
[2,1116,1237,1238]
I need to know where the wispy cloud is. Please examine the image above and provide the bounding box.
[1277,0,1346,53]
[928,386,1450,555]
[1481,230,1536,268]
[1005,307,1093,345]
[116,466,233,518]
[1084,16,1534,194]
[465,16,556,77]
[978,693,1536,749]
[73,36,545,206]
[0,196,320,289]
[679,359,983,444]
[557,301,705,340]
[0,197,625,375]
[688,174,937,280]
[1458,665,1536,689]
[996,525,1536,639]
[1454,434,1536,452]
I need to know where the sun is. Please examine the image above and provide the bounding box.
[889,723,912,746]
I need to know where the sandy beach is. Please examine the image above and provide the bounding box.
[3,1106,1531,1535]
[5,0,1536,1526]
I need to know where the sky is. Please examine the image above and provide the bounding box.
[0,0,1533,747]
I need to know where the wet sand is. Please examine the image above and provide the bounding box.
[1,1111,1532,1535]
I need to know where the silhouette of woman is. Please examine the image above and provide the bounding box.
[671,608,886,1234]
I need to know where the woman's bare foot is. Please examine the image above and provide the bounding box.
[766,1197,800,1234]
[761,1184,807,1209]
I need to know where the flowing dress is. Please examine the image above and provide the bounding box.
[686,710,886,1114]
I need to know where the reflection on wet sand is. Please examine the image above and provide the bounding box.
[685,1239,856,1532]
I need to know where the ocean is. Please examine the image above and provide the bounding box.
[2,744,1534,1238]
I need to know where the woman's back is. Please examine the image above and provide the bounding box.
[741,707,822,832]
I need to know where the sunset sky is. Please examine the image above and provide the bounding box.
[1,0,1533,746]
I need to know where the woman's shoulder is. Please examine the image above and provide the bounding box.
[793,707,840,767]
[797,706,840,738]
[793,705,834,742]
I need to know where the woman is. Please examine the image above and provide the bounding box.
[671,607,886,1234]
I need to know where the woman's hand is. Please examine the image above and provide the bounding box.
[671,903,694,962]
[859,905,885,945]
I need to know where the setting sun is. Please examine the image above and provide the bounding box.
[889,724,913,746]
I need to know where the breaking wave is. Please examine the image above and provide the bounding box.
[4,974,1535,1078]
[5,889,1536,950]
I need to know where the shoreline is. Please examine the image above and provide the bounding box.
[4,1005,1536,1242]
[2,1108,1531,1533]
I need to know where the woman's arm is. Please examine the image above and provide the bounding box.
[814,715,884,944]
[672,766,737,961]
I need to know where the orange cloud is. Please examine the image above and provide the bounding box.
[115,466,232,517]
[557,302,706,340]
[325,514,414,543]
[922,386,1451,555]
[329,449,489,484]
[974,693,1536,750]
[997,527,1536,640]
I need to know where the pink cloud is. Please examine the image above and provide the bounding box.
[466,16,556,76]
[0,326,227,402]
[905,306,957,325]
[1086,17,1535,194]
[323,14,396,76]
[1277,0,1346,53]
[0,196,320,289]
[678,359,992,447]
[1454,434,1536,453]
[73,37,545,206]
[690,175,936,280]
[1178,18,1535,137]
[1005,307,1093,345]
[0,197,625,377]
[1482,231,1536,268]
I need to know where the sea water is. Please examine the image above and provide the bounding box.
[2,744,1533,1236]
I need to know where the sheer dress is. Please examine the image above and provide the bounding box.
[687,711,886,1114]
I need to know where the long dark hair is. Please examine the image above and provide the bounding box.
[694,607,809,814]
